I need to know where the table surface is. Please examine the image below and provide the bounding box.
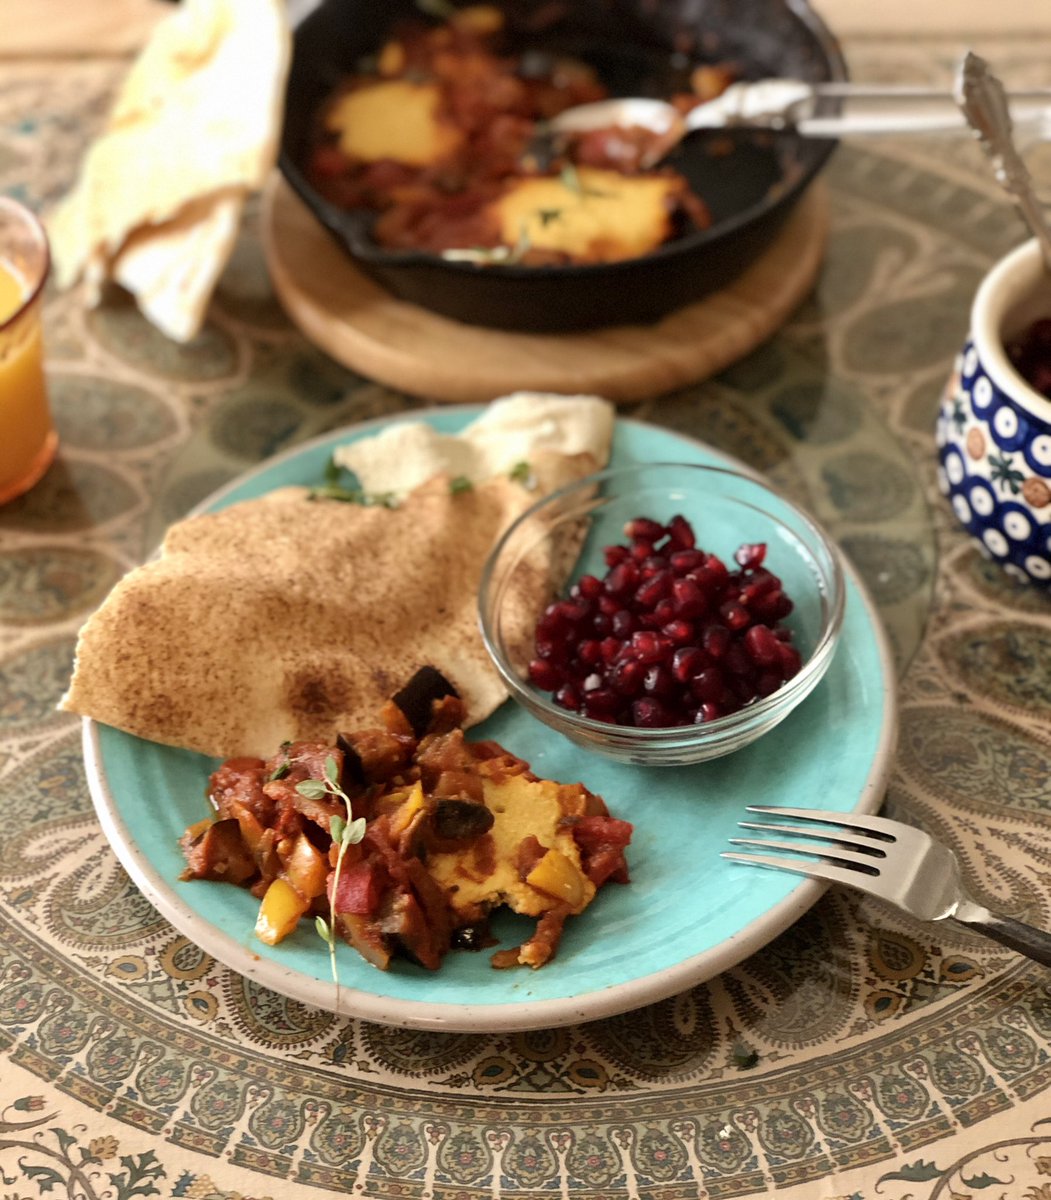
[4,15,1051,1200]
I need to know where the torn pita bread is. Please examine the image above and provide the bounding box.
[60,469,591,760]
[47,0,290,342]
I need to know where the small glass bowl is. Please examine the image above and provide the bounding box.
[478,461,846,765]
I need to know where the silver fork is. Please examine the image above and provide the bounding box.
[724,805,1051,967]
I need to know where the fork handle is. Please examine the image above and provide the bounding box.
[949,901,1051,968]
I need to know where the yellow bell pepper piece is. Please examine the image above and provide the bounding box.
[525,849,590,912]
[255,878,309,945]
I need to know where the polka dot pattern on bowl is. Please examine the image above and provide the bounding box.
[936,339,1051,585]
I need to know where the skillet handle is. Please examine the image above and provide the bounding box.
[949,900,1051,968]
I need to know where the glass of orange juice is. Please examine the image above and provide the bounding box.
[0,196,55,505]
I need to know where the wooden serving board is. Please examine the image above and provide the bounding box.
[261,175,828,405]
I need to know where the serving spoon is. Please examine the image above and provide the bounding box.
[546,77,1051,168]
[955,50,1051,273]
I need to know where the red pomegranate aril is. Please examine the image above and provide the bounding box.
[600,637,623,664]
[723,642,753,677]
[528,659,563,690]
[670,548,704,574]
[631,540,656,562]
[584,687,620,715]
[653,598,678,624]
[604,544,630,567]
[744,624,781,667]
[624,517,666,542]
[577,638,603,667]
[575,574,604,599]
[756,671,783,698]
[667,513,696,549]
[662,618,695,645]
[672,645,707,681]
[671,576,706,618]
[610,659,647,695]
[702,624,731,660]
[554,683,581,711]
[690,667,727,704]
[611,609,636,638]
[556,599,592,624]
[640,555,669,578]
[720,600,751,631]
[643,664,676,697]
[632,697,671,727]
[740,570,778,606]
[636,611,663,630]
[605,560,639,597]
[591,613,613,637]
[635,570,672,608]
[735,542,767,569]
[626,630,670,664]
[597,595,621,617]
[696,702,722,723]
[778,643,802,678]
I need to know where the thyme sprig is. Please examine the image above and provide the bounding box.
[308,454,398,507]
[295,755,367,987]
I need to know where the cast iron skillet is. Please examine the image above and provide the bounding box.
[279,0,847,332]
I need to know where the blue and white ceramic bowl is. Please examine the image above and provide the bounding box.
[937,238,1051,586]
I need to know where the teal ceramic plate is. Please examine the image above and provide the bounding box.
[84,409,897,1032]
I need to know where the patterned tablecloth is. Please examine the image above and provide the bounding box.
[3,31,1051,1200]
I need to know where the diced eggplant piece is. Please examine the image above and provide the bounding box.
[392,667,458,736]
[433,798,494,841]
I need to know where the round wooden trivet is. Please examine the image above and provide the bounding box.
[261,175,828,405]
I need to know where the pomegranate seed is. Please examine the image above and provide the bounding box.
[640,555,669,578]
[631,540,656,562]
[600,637,623,664]
[670,549,704,574]
[611,609,635,637]
[624,517,666,542]
[653,598,678,624]
[635,569,672,608]
[556,599,592,624]
[610,659,646,695]
[744,624,781,667]
[696,702,722,723]
[584,688,620,718]
[626,631,670,664]
[605,561,639,597]
[643,664,675,696]
[554,683,581,710]
[597,595,620,616]
[778,643,802,678]
[529,659,562,690]
[662,619,695,645]
[720,601,750,631]
[671,577,706,618]
[577,638,603,666]
[723,643,752,677]
[756,671,783,697]
[632,697,671,727]
[591,613,613,637]
[575,574,604,599]
[739,570,778,606]
[735,542,767,569]
[672,646,707,681]
[604,544,630,567]
[690,667,726,704]
[667,514,696,549]
[702,624,730,659]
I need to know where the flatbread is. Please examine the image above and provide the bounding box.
[60,471,587,760]
[47,0,290,341]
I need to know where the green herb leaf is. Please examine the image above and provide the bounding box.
[449,475,474,495]
[323,453,342,485]
[347,817,368,844]
[509,460,534,486]
[537,207,563,227]
[268,760,290,781]
[315,915,331,942]
[329,815,346,844]
[307,484,367,504]
[324,755,339,785]
[296,779,328,801]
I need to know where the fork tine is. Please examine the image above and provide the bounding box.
[745,805,899,842]
[728,836,882,874]
[721,850,875,891]
[736,820,888,857]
